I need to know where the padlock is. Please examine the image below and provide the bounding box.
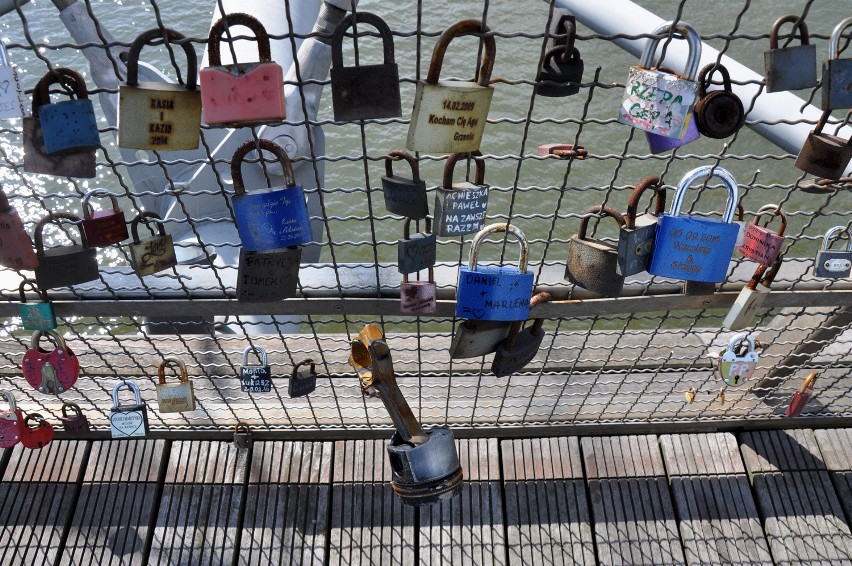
[233,423,251,449]
[31,68,99,155]
[240,345,272,393]
[81,190,128,247]
[118,28,202,150]
[456,223,534,321]
[648,165,740,283]
[0,42,25,119]
[110,381,149,439]
[20,413,54,450]
[722,257,782,331]
[18,279,56,331]
[129,211,177,276]
[734,203,746,248]
[821,18,852,110]
[289,359,317,398]
[814,226,852,278]
[60,402,90,435]
[401,268,437,314]
[684,388,696,404]
[231,139,311,251]
[22,330,80,394]
[694,63,745,139]
[491,292,551,377]
[407,19,495,153]
[0,392,24,448]
[449,319,513,359]
[331,11,401,121]
[645,114,700,154]
[33,212,99,290]
[537,143,588,160]
[566,205,627,298]
[794,110,852,181]
[786,371,818,417]
[535,18,583,97]
[763,15,817,93]
[236,246,301,302]
[382,150,428,220]
[200,13,285,126]
[618,21,702,139]
[433,152,489,237]
[617,176,665,276]
[398,216,436,275]
[156,357,196,413]
[740,204,786,265]
[718,332,759,387]
[0,185,39,270]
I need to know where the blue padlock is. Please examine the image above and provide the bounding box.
[231,139,312,252]
[456,223,534,321]
[18,279,56,331]
[648,165,740,283]
[33,68,99,155]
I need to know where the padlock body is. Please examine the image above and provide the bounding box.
[200,62,285,126]
[618,67,698,138]
[60,414,91,435]
[387,427,463,507]
[22,343,80,394]
[0,58,25,119]
[566,238,625,297]
[400,281,436,314]
[288,370,317,398]
[156,381,196,413]
[814,249,852,278]
[821,59,852,110]
[118,82,202,150]
[0,210,39,270]
[695,93,744,139]
[740,224,783,265]
[35,246,99,289]
[764,45,817,93]
[110,405,149,439]
[19,302,57,331]
[0,410,24,448]
[21,421,54,449]
[240,365,272,393]
[130,234,177,276]
[331,63,402,121]
[649,214,739,282]
[617,215,658,276]
[722,284,769,331]
[38,99,100,154]
[491,329,545,377]
[433,182,489,237]
[398,233,436,274]
[794,132,852,180]
[381,175,428,220]
[456,265,534,321]
[407,81,493,153]
[786,389,812,417]
[22,116,96,178]
[646,115,700,154]
[236,246,301,302]
[719,352,757,386]
[449,319,512,359]
[82,210,129,247]
[233,185,311,251]
[535,60,583,97]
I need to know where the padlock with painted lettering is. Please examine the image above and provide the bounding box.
[618,21,702,139]
[18,279,56,331]
[794,110,852,180]
[822,18,852,110]
[567,205,627,297]
[240,345,272,393]
[398,216,436,275]
[433,152,489,237]
[33,212,99,290]
[407,19,495,153]
[535,18,583,97]
[456,223,534,321]
[449,319,513,359]
[32,67,99,154]
[722,257,782,331]
[156,357,196,413]
[401,268,437,314]
[764,16,817,93]
[110,381,149,439]
[382,150,428,220]
[21,413,54,450]
[237,245,301,302]
[0,392,24,448]
[694,63,745,139]
[22,330,80,394]
[60,402,90,435]
[81,190,128,247]
[0,43,25,119]
[740,204,786,266]
[289,359,317,398]
[718,332,759,387]
[814,226,852,278]
[331,12,401,121]
[200,13,285,126]
[491,292,551,377]
[231,139,311,251]
[0,186,38,270]
[648,165,740,283]
[118,28,201,150]
[617,176,665,276]
[129,211,177,276]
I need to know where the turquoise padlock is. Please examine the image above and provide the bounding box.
[18,279,56,331]
[33,68,99,155]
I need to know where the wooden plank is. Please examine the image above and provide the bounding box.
[740,429,827,474]
[248,441,332,483]
[814,428,852,471]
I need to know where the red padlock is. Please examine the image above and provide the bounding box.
[81,189,128,247]
[0,392,24,448]
[20,413,54,450]
[22,330,80,395]
[740,204,786,266]
[60,402,90,435]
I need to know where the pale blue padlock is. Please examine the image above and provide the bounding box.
[456,223,534,321]
[231,139,311,252]
[18,279,56,331]
[33,68,99,155]
[648,165,740,283]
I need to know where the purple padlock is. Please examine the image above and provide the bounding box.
[646,113,700,154]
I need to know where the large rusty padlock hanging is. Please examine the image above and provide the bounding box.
[449,319,513,359]
[694,63,745,139]
[764,15,817,93]
[401,268,437,314]
[0,43,25,119]
[456,223,534,321]
[617,176,665,277]
[567,205,627,297]
[399,216,436,275]
[18,279,56,332]
[236,246,301,302]
[0,185,39,270]
[718,332,759,387]
[723,257,782,331]
[289,359,317,398]
[81,190,128,247]
[118,28,201,150]
[822,17,852,110]
[407,19,496,153]
[814,226,852,278]
[648,166,740,283]
[0,393,24,448]
[382,150,428,220]
[231,139,311,251]
[110,381,149,439]
[20,413,54,450]
[22,330,80,394]
[794,110,852,180]
[618,21,702,139]
[156,357,196,413]
[240,345,272,393]
[491,292,551,377]
[200,13,285,127]
[331,12,401,121]
[535,18,584,97]
[434,152,489,237]
[349,324,463,506]
[60,402,91,435]
[740,204,786,266]
[129,211,177,276]
[30,67,99,154]
[33,212,99,290]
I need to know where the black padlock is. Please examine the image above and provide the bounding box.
[289,359,317,398]
[382,150,429,220]
[535,19,583,97]
[694,63,745,139]
[398,216,436,275]
[795,110,852,180]
[491,292,551,377]
[240,346,272,393]
[33,212,99,290]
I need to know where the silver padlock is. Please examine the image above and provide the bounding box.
[433,152,489,237]
[110,381,149,439]
[722,257,782,331]
[617,176,665,276]
[814,226,852,278]
[718,332,759,387]
[764,16,817,93]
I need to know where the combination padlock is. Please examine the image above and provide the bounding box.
[33,212,99,290]
[0,185,39,270]
[400,268,437,314]
[617,176,665,277]
[129,211,177,276]
[81,190,129,247]
[22,330,80,394]
[382,150,428,220]
[814,226,852,278]
[764,15,817,93]
[491,292,551,377]
[110,381,149,439]
[21,413,54,450]
[398,216,436,275]
[0,392,24,448]
[740,204,786,266]
[722,257,782,331]
[434,152,489,237]
[0,42,25,119]
[240,346,272,393]
[18,279,57,332]
[31,67,99,155]
[694,63,745,139]
[821,18,852,110]
[156,357,196,413]
[566,205,626,298]
[535,18,583,97]
[718,332,759,387]
[60,402,91,435]
[289,359,317,398]
[449,319,513,359]
[794,110,852,181]
[236,246,301,302]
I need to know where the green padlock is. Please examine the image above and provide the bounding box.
[18,279,56,331]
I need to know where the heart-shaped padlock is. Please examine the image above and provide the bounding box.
[20,413,54,449]
[718,332,759,387]
[21,330,80,394]
[0,392,24,448]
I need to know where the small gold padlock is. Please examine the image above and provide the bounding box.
[717,388,726,406]
[156,357,196,413]
[684,387,696,404]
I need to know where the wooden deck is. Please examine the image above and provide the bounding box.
[0,429,850,565]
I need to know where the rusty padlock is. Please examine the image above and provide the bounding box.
[822,18,852,110]
[723,257,782,331]
[535,18,583,97]
[617,176,665,276]
[60,402,91,435]
[289,359,317,398]
[20,413,54,450]
[449,319,513,359]
[0,185,38,270]
[22,330,80,394]
[764,15,817,93]
[433,152,489,237]
[33,212,99,290]
[129,211,177,276]
[156,357,196,413]
[398,216,436,275]
[382,150,428,220]
[694,63,745,139]
[18,279,56,332]
[81,190,129,247]
[401,267,437,314]
[0,392,24,448]
[491,292,551,377]
[566,205,626,297]
[740,204,786,266]
[794,110,852,181]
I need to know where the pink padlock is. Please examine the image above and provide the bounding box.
[0,393,24,448]
[0,186,38,270]
[740,204,786,266]
[400,267,436,314]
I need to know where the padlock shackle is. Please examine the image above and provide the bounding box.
[745,263,769,291]
[426,19,495,87]
[231,138,296,195]
[331,12,395,69]
[501,291,552,351]
[761,254,783,287]
[292,358,316,379]
[402,215,432,240]
[752,204,787,236]
[443,151,485,189]
[33,212,88,255]
[241,345,268,367]
[29,329,66,352]
[822,226,852,251]
[669,165,739,223]
[157,357,189,384]
[542,45,582,68]
[829,17,852,60]
[769,15,810,50]
[625,176,665,229]
[61,402,83,418]
[402,265,435,283]
[24,413,45,429]
[639,21,702,81]
[19,278,48,303]
[2,392,16,411]
[577,205,626,241]
[812,110,852,147]
[130,211,167,243]
[31,68,90,117]
[799,370,818,393]
[125,28,198,89]
[207,12,272,67]
[468,222,530,272]
[112,380,142,408]
[384,150,420,182]
[697,63,734,98]
[726,332,755,355]
[81,189,121,220]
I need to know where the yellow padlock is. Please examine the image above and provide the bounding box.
[156,357,196,413]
